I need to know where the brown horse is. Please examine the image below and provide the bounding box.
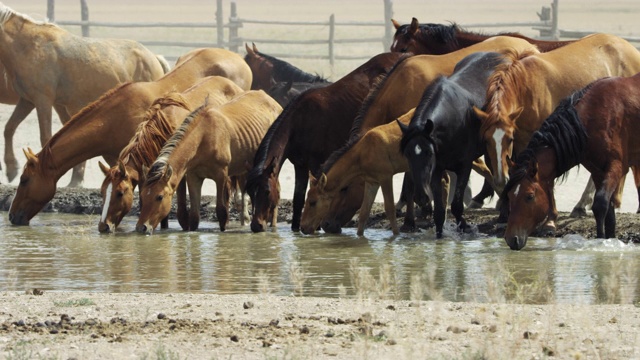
[136,90,282,234]
[97,76,245,233]
[244,43,330,91]
[0,2,169,186]
[8,48,252,226]
[473,34,640,231]
[390,18,573,54]
[245,52,406,233]
[316,36,540,233]
[503,74,640,249]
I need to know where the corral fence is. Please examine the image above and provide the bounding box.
[47,0,638,66]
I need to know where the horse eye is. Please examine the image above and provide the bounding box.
[156,194,164,201]
[116,191,124,198]
[507,137,514,145]
[19,177,29,186]
[309,201,317,207]
[526,193,535,202]
[340,186,348,193]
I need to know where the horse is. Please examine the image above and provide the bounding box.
[0,2,169,187]
[97,76,245,233]
[315,36,540,234]
[244,43,330,91]
[503,74,640,250]
[390,18,573,54]
[135,90,282,234]
[398,52,507,238]
[245,52,406,233]
[266,80,330,107]
[8,48,252,226]
[472,34,640,231]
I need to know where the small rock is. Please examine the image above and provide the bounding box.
[523,331,538,340]
[558,322,566,327]
[543,345,555,356]
[446,325,468,334]
[157,313,167,320]
[230,335,239,342]
[386,339,397,345]
[243,301,254,309]
[49,329,59,334]
[269,319,279,327]
[609,317,617,324]
[300,325,310,334]
[470,318,481,325]
[325,331,335,338]
[386,305,396,311]
[327,317,338,324]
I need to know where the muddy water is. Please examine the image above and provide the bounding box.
[0,212,638,304]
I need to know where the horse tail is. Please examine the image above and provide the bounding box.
[155,55,171,74]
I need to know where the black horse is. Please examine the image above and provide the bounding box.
[398,51,505,237]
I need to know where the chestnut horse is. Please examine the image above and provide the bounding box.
[473,34,640,231]
[136,91,282,234]
[390,18,572,54]
[316,36,539,233]
[244,43,330,91]
[399,51,508,238]
[97,76,245,233]
[0,2,169,186]
[245,52,406,233]
[8,48,252,225]
[503,75,640,249]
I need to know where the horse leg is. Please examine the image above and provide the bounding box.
[634,166,640,214]
[291,165,309,232]
[570,176,595,218]
[451,168,473,233]
[215,176,232,232]
[357,182,379,236]
[591,168,621,239]
[431,168,446,238]
[468,157,495,209]
[380,178,399,235]
[400,172,416,233]
[3,98,35,182]
[270,179,281,227]
[176,177,189,230]
[186,175,204,231]
[541,182,558,235]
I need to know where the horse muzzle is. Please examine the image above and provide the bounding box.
[505,232,528,250]
[135,222,154,235]
[8,211,29,226]
[250,220,266,233]
[98,221,114,234]
[321,220,342,234]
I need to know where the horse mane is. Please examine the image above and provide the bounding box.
[480,48,538,137]
[119,92,190,171]
[145,101,207,185]
[0,3,56,29]
[502,86,591,197]
[252,51,329,83]
[38,82,134,172]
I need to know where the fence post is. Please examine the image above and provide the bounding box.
[80,0,90,37]
[329,14,335,66]
[383,0,393,51]
[47,0,55,22]
[228,0,240,53]
[550,0,559,40]
[216,0,223,48]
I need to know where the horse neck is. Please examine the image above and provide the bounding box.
[324,148,362,194]
[161,122,208,183]
[532,147,557,183]
[0,14,57,69]
[454,32,492,49]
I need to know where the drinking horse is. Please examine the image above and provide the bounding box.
[8,48,252,225]
[0,2,169,186]
[245,52,406,233]
[315,36,539,234]
[97,76,245,233]
[473,34,640,232]
[136,91,282,234]
[390,18,572,54]
[398,52,507,238]
[503,74,640,249]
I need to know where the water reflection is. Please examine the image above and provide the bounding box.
[0,212,638,304]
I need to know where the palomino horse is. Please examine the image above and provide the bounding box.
[136,91,282,234]
[245,52,406,233]
[398,52,507,238]
[315,36,539,234]
[503,74,640,249]
[8,48,252,225]
[473,34,640,231]
[0,2,169,186]
[390,18,572,54]
[244,43,330,91]
[97,76,245,233]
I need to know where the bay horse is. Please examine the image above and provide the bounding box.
[97,76,245,233]
[398,52,507,238]
[0,2,169,186]
[245,52,406,233]
[244,43,330,91]
[8,48,252,226]
[267,81,330,107]
[135,90,282,234]
[473,34,640,231]
[316,36,539,234]
[503,74,640,249]
[390,18,573,54]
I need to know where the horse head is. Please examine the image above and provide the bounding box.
[474,106,520,191]
[390,17,421,53]
[98,160,135,233]
[247,157,280,233]
[390,18,458,55]
[300,172,335,234]
[136,163,175,235]
[503,159,549,250]
[8,148,57,225]
[398,119,436,205]
[244,42,275,90]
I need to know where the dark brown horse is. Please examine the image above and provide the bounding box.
[390,18,572,54]
[244,43,330,91]
[503,74,640,250]
[246,52,407,232]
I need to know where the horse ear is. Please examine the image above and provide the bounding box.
[526,159,538,178]
[98,161,110,176]
[510,106,525,122]
[391,19,401,30]
[396,118,409,135]
[309,171,318,186]
[164,165,173,182]
[22,147,38,164]
[252,42,259,53]
[118,160,128,179]
[409,17,419,35]
[285,80,293,92]
[141,164,150,184]
[245,43,253,56]
[472,106,488,121]
[318,173,327,191]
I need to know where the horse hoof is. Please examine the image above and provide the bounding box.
[570,207,588,218]
[466,200,483,209]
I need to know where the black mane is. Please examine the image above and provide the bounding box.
[394,22,460,46]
